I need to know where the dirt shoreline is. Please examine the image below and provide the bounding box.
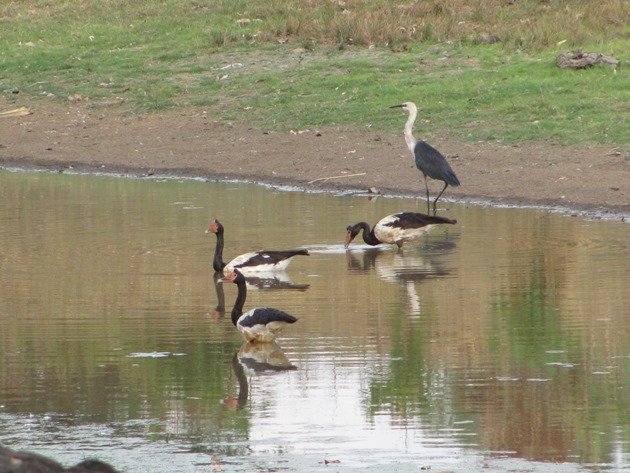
[1,101,628,221]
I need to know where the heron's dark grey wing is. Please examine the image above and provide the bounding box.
[390,212,457,229]
[414,141,460,186]
[239,308,298,328]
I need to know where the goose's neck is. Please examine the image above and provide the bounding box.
[230,280,247,326]
[358,222,381,246]
[212,231,227,272]
[403,108,417,152]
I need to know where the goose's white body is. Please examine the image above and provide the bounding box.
[236,310,293,343]
[346,212,457,249]
[225,252,295,273]
[372,214,433,246]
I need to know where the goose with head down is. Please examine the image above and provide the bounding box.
[345,212,457,249]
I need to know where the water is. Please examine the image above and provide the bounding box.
[0,170,628,472]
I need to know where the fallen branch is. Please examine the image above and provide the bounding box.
[556,51,619,69]
[308,172,366,184]
[0,107,31,118]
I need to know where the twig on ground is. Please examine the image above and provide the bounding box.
[308,172,366,184]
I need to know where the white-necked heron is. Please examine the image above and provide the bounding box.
[391,102,460,215]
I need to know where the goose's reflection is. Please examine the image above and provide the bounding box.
[237,341,297,374]
[239,271,310,291]
[211,271,226,319]
[346,243,456,281]
[211,271,309,320]
[346,236,458,315]
[224,352,249,410]
[224,342,297,410]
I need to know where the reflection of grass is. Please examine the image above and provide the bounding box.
[367,233,629,464]
[489,259,564,365]
[367,301,429,420]
[487,250,630,464]
[1,2,627,145]
[0,171,250,445]
[366,297,474,440]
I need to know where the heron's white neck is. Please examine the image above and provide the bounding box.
[403,106,418,152]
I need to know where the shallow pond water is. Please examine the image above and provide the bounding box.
[0,170,628,472]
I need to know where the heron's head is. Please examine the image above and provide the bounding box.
[345,224,360,248]
[206,219,224,235]
[390,102,417,113]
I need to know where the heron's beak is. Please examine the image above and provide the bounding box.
[389,104,404,108]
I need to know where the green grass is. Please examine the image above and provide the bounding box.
[0,1,628,146]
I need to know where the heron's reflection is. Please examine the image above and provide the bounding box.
[212,271,309,320]
[346,236,458,315]
[224,342,297,410]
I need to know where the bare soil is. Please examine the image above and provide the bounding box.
[1,100,628,220]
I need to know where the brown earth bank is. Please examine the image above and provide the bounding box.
[1,100,628,221]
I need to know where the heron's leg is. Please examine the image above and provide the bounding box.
[432,182,448,215]
[423,174,430,214]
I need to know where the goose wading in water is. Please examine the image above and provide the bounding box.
[345,212,457,249]
[390,101,460,215]
[206,219,309,273]
[224,269,298,343]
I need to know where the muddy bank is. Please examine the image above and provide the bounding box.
[1,101,627,220]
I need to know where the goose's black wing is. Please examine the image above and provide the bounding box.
[239,308,298,328]
[388,212,457,229]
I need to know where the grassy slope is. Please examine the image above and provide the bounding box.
[0,1,628,146]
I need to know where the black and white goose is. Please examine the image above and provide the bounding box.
[224,269,298,343]
[207,219,309,273]
[345,212,457,249]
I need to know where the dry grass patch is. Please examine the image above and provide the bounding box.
[236,0,629,50]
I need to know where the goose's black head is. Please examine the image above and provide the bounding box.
[345,224,361,248]
[206,219,224,235]
[223,268,246,285]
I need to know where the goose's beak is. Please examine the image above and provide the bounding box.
[389,104,404,108]
[344,231,353,248]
